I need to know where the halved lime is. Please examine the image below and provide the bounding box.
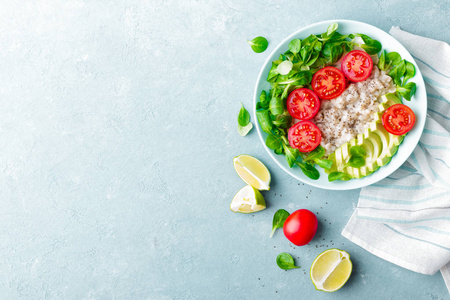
[310,248,352,292]
[230,185,266,214]
[233,155,271,190]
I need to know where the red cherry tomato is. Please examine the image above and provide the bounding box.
[341,50,373,82]
[283,209,318,246]
[382,104,416,135]
[288,121,321,152]
[286,88,320,120]
[311,66,346,100]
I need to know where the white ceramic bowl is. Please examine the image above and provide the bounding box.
[253,20,426,190]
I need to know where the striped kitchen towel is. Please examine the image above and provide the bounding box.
[342,27,450,294]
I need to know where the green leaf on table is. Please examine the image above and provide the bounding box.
[270,209,290,238]
[276,252,300,270]
[248,36,268,53]
[238,102,250,127]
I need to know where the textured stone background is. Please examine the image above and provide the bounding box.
[0,0,448,299]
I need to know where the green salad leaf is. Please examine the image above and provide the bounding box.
[328,172,352,182]
[350,145,366,157]
[276,253,300,270]
[248,36,269,53]
[254,22,395,181]
[256,109,273,134]
[270,209,290,238]
[289,39,301,54]
[397,82,417,101]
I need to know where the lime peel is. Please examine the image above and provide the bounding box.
[230,185,266,214]
[233,155,271,191]
[310,249,352,292]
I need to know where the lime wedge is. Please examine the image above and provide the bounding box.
[233,155,271,190]
[310,249,352,292]
[230,185,266,214]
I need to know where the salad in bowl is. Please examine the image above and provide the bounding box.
[254,20,425,189]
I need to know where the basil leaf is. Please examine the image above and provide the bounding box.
[289,39,301,54]
[259,90,270,109]
[350,146,366,157]
[397,82,417,101]
[283,144,299,168]
[238,122,253,136]
[326,23,338,38]
[403,61,416,84]
[330,44,344,64]
[328,172,352,182]
[276,252,300,270]
[357,34,382,54]
[272,127,286,137]
[270,209,290,238]
[266,134,282,150]
[314,158,333,170]
[306,51,320,66]
[238,102,250,126]
[313,41,323,52]
[248,36,268,53]
[276,71,312,86]
[345,156,365,168]
[269,96,284,116]
[389,60,406,86]
[256,109,273,134]
[296,162,320,180]
[304,145,325,161]
[385,51,401,68]
[271,114,292,129]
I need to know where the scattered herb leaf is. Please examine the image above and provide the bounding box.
[276,253,300,270]
[270,209,290,238]
[248,36,269,53]
[238,102,250,127]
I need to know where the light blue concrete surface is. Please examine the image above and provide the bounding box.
[0,0,449,299]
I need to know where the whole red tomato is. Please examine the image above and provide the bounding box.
[283,209,318,246]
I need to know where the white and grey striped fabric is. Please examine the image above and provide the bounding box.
[342,27,450,294]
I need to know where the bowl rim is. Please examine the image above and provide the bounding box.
[253,19,427,190]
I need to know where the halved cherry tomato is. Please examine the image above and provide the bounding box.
[341,50,373,82]
[286,88,320,120]
[288,120,321,152]
[382,104,416,135]
[283,209,318,246]
[311,66,346,100]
